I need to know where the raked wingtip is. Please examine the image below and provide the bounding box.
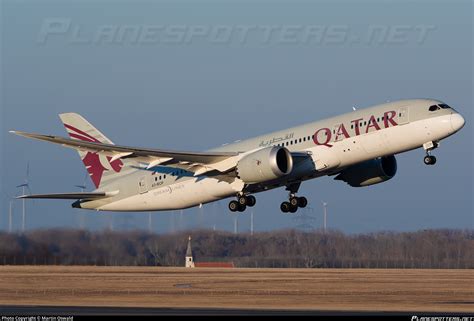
[9,130,25,137]
[9,130,29,137]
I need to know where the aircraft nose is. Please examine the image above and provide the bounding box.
[451,113,465,132]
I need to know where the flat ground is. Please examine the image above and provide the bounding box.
[0,266,472,312]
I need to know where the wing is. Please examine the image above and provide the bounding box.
[16,192,115,200]
[10,131,240,175]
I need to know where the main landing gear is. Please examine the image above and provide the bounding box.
[423,141,438,166]
[280,182,307,214]
[228,194,256,212]
[280,194,308,214]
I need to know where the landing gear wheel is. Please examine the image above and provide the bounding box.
[237,204,246,212]
[238,196,248,206]
[423,156,430,165]
[280,202,291,213]
[229,200,239,212]
[246,195,256,207]
[297,197,308,208]
[289,205,298,213]
[424,155,437,165]
[290,197,299,207]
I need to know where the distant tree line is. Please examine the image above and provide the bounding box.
[0,229,472,268]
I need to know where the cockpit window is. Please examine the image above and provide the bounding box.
[438,104,451,109]
[429,105,440,112]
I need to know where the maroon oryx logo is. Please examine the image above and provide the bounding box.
[64,124,123,188]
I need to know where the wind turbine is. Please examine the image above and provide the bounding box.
[75,172,88,230]
[3,192,14,233]
[16,162,32,233]
[322,201,328,232]
[179,210,184,231]
[233,213,239,234]
[75,172,88,192]
[9,199,14,233]
[148,212,153,233]
[250,209,254,236]
[169,211,176,234]
[198,203,204,229]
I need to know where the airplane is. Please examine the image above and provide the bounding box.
[10,99,465,214]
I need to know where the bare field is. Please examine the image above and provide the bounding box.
[0,266,472,312]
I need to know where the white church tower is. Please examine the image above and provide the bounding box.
[185,236,195,268]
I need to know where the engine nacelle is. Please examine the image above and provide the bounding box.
[236,146,293,184]
[335,155,397,187]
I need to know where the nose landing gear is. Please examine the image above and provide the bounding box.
[423,141,439,166]
[424,155,437,165]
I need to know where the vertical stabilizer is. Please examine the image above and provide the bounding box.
[58,113,125,188]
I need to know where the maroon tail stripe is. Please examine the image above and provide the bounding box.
[69,133,97,143]
[64,124,100,143]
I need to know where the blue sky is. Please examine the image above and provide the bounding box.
[1,0,472,233]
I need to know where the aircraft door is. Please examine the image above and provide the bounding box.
[398,107,410,125]
[138,176,148,194]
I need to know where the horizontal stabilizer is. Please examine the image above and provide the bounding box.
[16,192,113,200]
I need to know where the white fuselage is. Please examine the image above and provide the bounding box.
[80,99,465,211]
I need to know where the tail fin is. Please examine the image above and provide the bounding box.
[58,113,125,189]
[59,113,114,144]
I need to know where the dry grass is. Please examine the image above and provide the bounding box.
[0,266,472,312]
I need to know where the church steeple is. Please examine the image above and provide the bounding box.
[185,236,195,268]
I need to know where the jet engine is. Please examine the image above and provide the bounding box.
[236,146,293,184]
[335,155,397,187]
